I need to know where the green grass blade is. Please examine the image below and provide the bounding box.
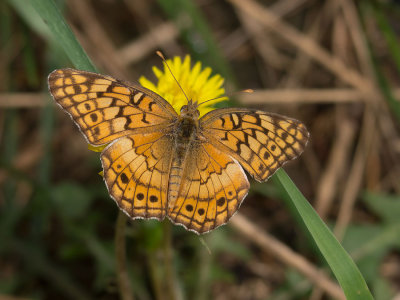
[273,169,374,300]
[373,4,400,73]
[31,0,96,72]
[8,0,53,41]
[358,2,400,122]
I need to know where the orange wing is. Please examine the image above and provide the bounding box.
[200,108,309,182]
[101,131,173,220]
[48,68,177,145]
[167,141,250,234]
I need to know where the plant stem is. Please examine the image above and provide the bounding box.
[163,221,179,300]
[194,237,211,300]
[115,211,134,300]
[147,250,164,300]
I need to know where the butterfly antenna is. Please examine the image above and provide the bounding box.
[156,51,190,103]
[197,89,254,107]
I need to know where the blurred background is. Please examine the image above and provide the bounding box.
[1,0,400,299]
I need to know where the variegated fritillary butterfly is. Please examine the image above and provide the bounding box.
[48,68,309,234]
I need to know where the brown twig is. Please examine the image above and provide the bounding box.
[67,0,133,79]
[334,107,376,240]
[237,10,290,71]
[236,0,316,76]
[269,0,310,16]
[230,213,346,300]
[238,88,375,104]
[122,0,181,57]
[338,0,375,78]
[227,0,375,94]
[2,88,400,108]
[315,112,356,219]
[118,22,179,66]
[278,2,332,88]
[0,93,49,107]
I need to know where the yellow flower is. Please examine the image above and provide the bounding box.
[139,55,228,116]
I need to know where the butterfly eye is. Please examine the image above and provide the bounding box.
[180,105,188,113]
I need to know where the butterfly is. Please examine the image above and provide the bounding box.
[48,68,309,234]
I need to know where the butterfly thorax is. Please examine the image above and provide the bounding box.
[175,116,198,138]
[173,101,201,143]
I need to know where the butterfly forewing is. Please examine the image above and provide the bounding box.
[200,108,309,182]
[48,68,177,145]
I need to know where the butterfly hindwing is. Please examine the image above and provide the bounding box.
[48,68,177,145]
[200,108,309,182]
[167,141,250,233]
[101,132,173,220]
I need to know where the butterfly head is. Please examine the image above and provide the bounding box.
[180,99,200,119]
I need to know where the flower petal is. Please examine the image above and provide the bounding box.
[139,55,227,116]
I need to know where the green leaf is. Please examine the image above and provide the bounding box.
[31,0,96,72]
[8,0,53,41]
[274,169,374,300]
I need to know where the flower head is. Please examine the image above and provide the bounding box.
[139,55,227,116]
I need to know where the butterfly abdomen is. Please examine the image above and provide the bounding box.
[168,162,183,206]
